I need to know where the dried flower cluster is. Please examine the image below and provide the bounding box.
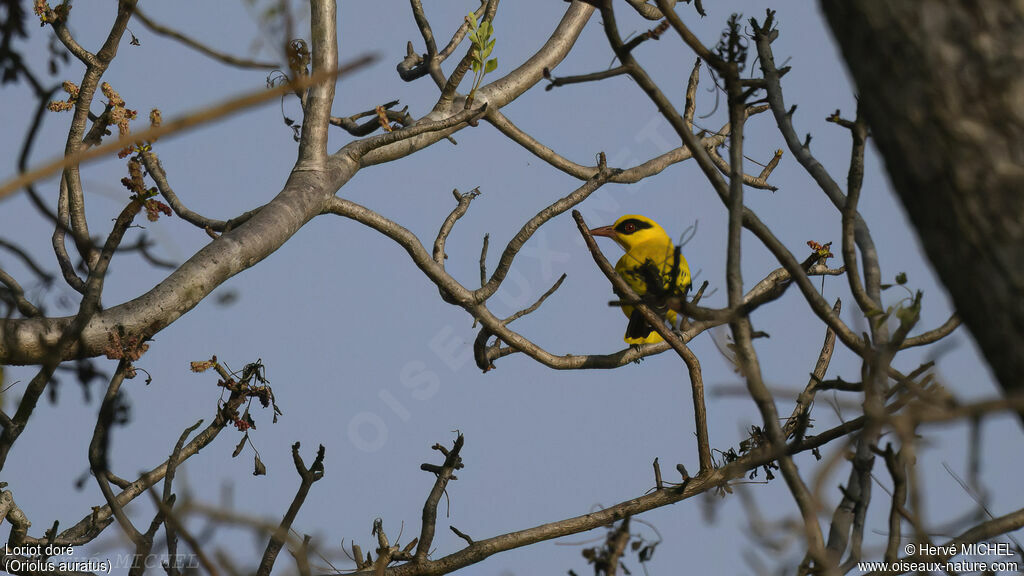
[46,80,79,112]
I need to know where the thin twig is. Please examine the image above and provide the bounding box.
[162,420,203,576]
[148,489,220,576]
[257,443,326,575]
[503,274,566,324]
[134,8,280,69]
[416,435,465,562]
[0,57,376,201]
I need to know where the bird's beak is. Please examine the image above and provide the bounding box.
[589,225,617,239]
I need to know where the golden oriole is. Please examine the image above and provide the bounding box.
[590,214,691,344]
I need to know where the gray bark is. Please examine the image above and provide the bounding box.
[820,1,1024,405]
[0,3,595,365]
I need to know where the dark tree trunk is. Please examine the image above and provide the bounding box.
[819,2,1024,409]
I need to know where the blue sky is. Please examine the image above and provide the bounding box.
[2,1,1021,574]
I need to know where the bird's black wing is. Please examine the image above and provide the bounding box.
[625,308,655,341]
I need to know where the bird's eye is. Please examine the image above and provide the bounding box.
[624,222,636,233]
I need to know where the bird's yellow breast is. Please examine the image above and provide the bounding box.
[614,239,691,300]
[615,239,691,344]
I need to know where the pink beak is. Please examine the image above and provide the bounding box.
[589,225,617,239]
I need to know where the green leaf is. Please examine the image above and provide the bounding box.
[896,291,922,327]
[471,60,481,73]
[895,305,917,326]
[468,30,479,44]
[466,12,477,28]
[895,272,907,285]
[880,283,894,290]
[485,58,497,73]
[479,21,492,38]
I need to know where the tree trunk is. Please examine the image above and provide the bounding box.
[819,1,1024,410]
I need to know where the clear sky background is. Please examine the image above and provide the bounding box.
[2,1,1021,574]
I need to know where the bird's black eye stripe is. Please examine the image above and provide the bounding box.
[615,218,653,235]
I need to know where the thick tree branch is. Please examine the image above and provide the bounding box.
[820,1,1024,413]
[0,56,384,366]
[356,3,595,167]
[296,0,338,169]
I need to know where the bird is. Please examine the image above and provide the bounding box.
[590,214,691,344]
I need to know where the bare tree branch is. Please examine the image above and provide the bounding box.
[0,57,376,201]
[900,314,961,350]
[257,443,325,576]
[140,150,260,232]
[296,0,338,169]
[134,8,280,70]
[415,435,465,562]
[574,210,713,473]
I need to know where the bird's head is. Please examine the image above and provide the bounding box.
[589,214,670,252]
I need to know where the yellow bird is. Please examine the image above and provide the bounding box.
[590,215,691,344]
